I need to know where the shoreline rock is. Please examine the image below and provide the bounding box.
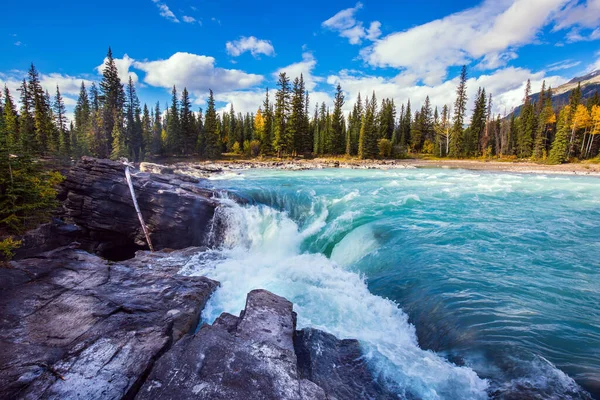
[0,246,218,400]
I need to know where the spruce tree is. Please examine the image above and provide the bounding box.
[261,89,274,155]
[73,82,91,157]
[467,88,486,156]
[3,86,19,150]
[110,111,127,160]
[18,79,36,156]
[289,76,307,155]
[517,80,535,158]
[450,66,468,157]
[152,102,163,156]
[53,86,69,157]
[359,94,378,159]
[273,73,291,156]
[180,87,195,154]
[99,47,125,158]
[204,90,220,159]
[166,86,181,155]
[329,83,345,155]
[141,104,152,158]
[549,106,571,164]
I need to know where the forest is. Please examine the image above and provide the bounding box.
[3,48,600,166]
[2,48,600,256]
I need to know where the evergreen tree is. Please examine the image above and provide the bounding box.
[347,93,363,156]
[467,88,486,156]
[549,106,571,164]
[53,86,69,157]
[3,86,19,150]
[273,73,291,156]
[261,88,274,155]
[152,102,163,155]
[124,77,143,161]
[110,111,127,160]
[400,100,412,149]
[27,64,53,155]
[180,87,195,154]
[329,83,345,155]
[166,86,181,155]
[99,47,125,158]
[141,104,152,159]
[204,90,220,159]
[18,79,36,155]
[450,66,468,157]
[73,82,90,157]
[359,94,378,159]
[289,76,307,155]
[517,80,535,158]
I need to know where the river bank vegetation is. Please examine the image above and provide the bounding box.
[2,48,600,257]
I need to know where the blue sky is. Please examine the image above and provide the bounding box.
[1,0,599,118]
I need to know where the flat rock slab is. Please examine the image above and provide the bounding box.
[0,246,218,400]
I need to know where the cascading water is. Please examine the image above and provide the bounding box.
[178,168,599,400]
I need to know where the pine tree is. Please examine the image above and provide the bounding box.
[450,66,468,157]
[3,86,19,150]
[99,47,125,158]
[18,79,36,156]
[141,104,152,159]
[53,86,69,157]
[27,64,53,155]
[261,88,274,155]
[166,86,181,155]
[73,82,90,157]
[180,87,195,154]
[273,73,291,156]
[517,80,535,158]
[204,90,220,159]
[347,93,363,156]
[124,77,143,161]
[359,94,378,159]
[152,102,163,155]
[549,106,571,164]
[289,76,307,155]
[467,88,486,156]
[329,83,345,155]
[110,111,127,160]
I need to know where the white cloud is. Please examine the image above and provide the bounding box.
[361,0,569,85]
[96,54,139,84]
[553,0,600,30]
[565,27,600,42]
[322,2,381,45]
[182,15,196,23]
[274,52,323,91]
[14,41,21,46]
[134,52,263,96]
[151,0,179,23]
[546,59,582,71]
[327,66,566,118]
[225,36,276,58]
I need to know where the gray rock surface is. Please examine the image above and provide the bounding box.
[58,157,222,258]
[137,289,399,400]
[0,246,218,400]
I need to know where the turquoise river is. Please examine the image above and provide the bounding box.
[176,167,599,399]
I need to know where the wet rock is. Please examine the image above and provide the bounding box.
[295,328,398,400]
[60,157,223,258]
[0,246,218,400]
[136,290,396,400]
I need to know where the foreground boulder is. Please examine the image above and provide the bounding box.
[0,246,218,399]
[56,157,221,259]
[137,289,396,400]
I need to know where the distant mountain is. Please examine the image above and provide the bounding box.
[512,69,600,116]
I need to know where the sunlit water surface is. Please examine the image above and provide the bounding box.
[176,167,599,399]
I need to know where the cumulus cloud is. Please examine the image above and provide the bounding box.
[361,0,569,85]
[322,2,381,45]
[225,36,276,58]
[182,15,196,23]
[327,67,566,118]
[96,54,139,84]
[151,0,179,23]
[274,52,323,91]
[134,52,263,96]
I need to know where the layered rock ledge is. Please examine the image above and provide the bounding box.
[1,246,396,400]
[0,246,218,399]
[16,157,223,260]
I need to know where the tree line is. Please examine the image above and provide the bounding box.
[3,49,600,167]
